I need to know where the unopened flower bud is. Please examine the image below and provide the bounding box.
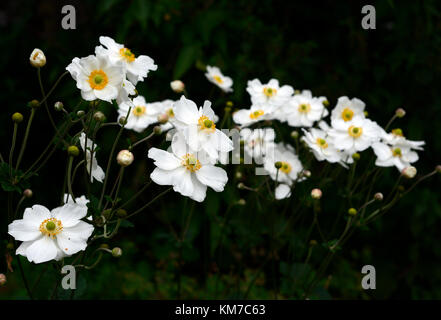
[374,192,383,201]
[237,182,245,190]
[54,101,64,111]
[275,161,283,169]
[93,111,106,122]
[116,209,127,218]
[29,49,46,68]
[102,209,112,219]
[435,165,441,174]
[28,99,40,109]
[402,166,417,179]
[67,146,80,157]
[322,100,330,107]
[226,101,234,108]
[311,188,322,199]
[364,111,369,117]
[6,243,14,250]
[23,189,33,198]
[12,112,23,123]
[0,274,6,286]
[395,108,406,118]
[118,116,127,125]
[302,170,311,178]
[170,80,185,93]
[348,208,357,216]
[117,150,134,167]
[153,126,162,135]
[157,113,169,124]
[291,130,299,139]
[112,247,122,258]
[237,199,246,206]
[235,171,243,179]
[77,110,85,117]
[352,153,360,161]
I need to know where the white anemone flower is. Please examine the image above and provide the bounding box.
[277,90,328,126]
[95,36,157,85]
[173,96,233,160]
[66,54,124,103]
[118,96,161,133]
[381,128,425,150]
[328,117,381,153]
[240,128,275,163]
[330,96,366,127]
[64,194,89,207]
[246,79,294,112]
[205,66,233,92]
[156,99,178,132]
[79,133,105,183]
[8,204,94,264]
[116,79,136,105]
[232,105,271,127]
[264,143,303,185]
[302,128,342,163]
[148,132,228,202]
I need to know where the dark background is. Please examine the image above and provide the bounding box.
[0,0,440,299]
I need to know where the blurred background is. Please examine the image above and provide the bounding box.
[0,0,440,299]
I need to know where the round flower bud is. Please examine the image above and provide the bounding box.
[374,192,383,201]
[102,209,112,220]
[153,126,162,135]
[93,111,106,122]
[116,209,127,218]
[116,150,134,167]
[12,112,24,123]
[237,182,245,190]
[67,146,80,157]
[118,116,127,125]
[311,188,322,199]
[23,189,33,198]
[29,48,46,68]
[309,240,318,246]
[226,101,234,108]
[235,171,243,179]
[274,161,283,169]
[28,99,40,109]
[54,101,64,111]
[224,106,232,113]
[112,247,122,258]
[0,274,6,286]
[322,100,330,107]
[291,130,299,139]
[157,113,169,124]
[435,165,441,174]
[352,153,360,161]
[237,199,246,206]
[348,208,357,216]
[402,166,417,179]
[76,110,85,117]
[170,80,185,93]
[395,108,406,118]
[302,170,311,178]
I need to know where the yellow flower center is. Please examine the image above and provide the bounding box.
[341,108,354,122]
[348,125,363,138]
[249,109,265,120]
[263,87,277,98]
[39,218,63,239]
[316,138,328,149]
[132,106,146,117]
[391,128,404,137]
[198,115,216,132]
[166,108,174,118]
[182,154,202,172]
[88,70,109,90]
[279,161,292,174]
[119,47,135,62]
[392,147,402,157]
[298,103,311,114]
[213,75,223,84]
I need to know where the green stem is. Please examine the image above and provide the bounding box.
[15,108,36,171]
[9,123,18,178]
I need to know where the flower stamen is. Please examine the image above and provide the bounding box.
[88,70,109,90]
[348,125,363,138]
[249,109,265,120]
[182,154,202,172]
[341,108,354,122]
[39,218,63,239]
[119,48,135,62]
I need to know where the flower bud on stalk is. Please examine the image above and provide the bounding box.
[23,189,33,198]
[100,244,109,249]
[274,161,283,169]
[12,112,24,123]
[235,171,243,179]
[116,150,134,167]
[302,170,311,178]
[28,100,40,109]
[0,274,6,286]
[311,188,322,199]
[93,111,106,122]
[374,192,383,201]
[54,101,64,111]
[67,146,80,157]
[395,108,406,118]
[112,247,122,258]
[77,110,85,117]
[348,208,357,216]
[237,199,246,206]
[157,113,169,124]
[402,166,417,179]
[352,153,360,161]
[291,130,299,139]
[237,182,245,190]
[170,80,185,93]
[435,165,441,174]
[322,100,330,107]
[116,209,127,218]
[29,49,46,68]
[118,116,127,126]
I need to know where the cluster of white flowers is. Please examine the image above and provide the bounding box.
[148,96,234,202]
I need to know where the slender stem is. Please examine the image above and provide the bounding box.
[15,108,36,171]
[38,71,69,106]
[9,123,18,178]
[37,68,58,134]
[67,156,75,203]
[14,243,34,300]
[125,187,172,220]
[129,131,155,150]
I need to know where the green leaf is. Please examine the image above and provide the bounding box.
[173,45,199,79]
